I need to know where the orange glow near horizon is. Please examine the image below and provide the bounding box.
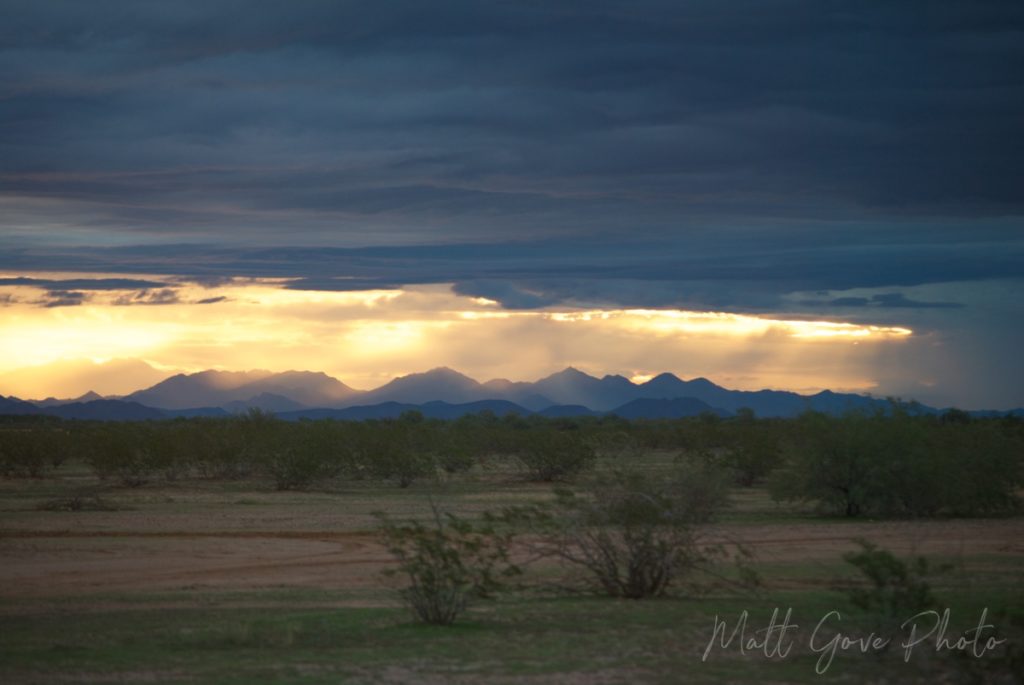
[548,309,912,340]
[0,274,915,399]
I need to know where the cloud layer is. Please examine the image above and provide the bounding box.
[1,2,1021,408]
[2,1,1022,245]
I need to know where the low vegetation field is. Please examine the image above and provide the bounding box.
[1,415,1022,684]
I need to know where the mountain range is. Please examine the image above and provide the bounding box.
[2,367,1021,421]
[120,366,888,415]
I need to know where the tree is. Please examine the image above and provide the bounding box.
[0,427,66,478]
[724,413,783,486]
[83,423,157,486]
[771,410,1022,517]
[515,428,595,482]
[356,420,436,488]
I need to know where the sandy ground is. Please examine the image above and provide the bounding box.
[3,512,1022,602]
[709,518,1024,560]
[0,530,388,600]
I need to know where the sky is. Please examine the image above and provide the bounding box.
[1,1,1022,409]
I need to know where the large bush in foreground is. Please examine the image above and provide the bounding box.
[514,458,738,598]
[375,506,519,625]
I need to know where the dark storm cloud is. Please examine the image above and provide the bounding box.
[175,275,236,289]
[1,235,1019,313]
[452,280,558,309]
[37,290,88,308]
[281,278,406,292]
[800,293,964,309]
[0,277,169,290]
[111,288,181,306]
[2,0,1023,247]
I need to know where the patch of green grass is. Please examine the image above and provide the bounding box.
[2,586,1019,684]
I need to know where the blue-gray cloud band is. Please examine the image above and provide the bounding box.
[0,236,1019,313]
[1,0,1022,248]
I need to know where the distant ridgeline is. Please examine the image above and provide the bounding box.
[1,367,1021,421]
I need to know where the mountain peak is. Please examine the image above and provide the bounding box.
[276,369,331,379]
[531,367,632,410]
[358,366,482,405]
[417,367,477,382]
[643,372,682,385]
[177,369,275,389]
[541,367,596,382]
[127,368,357,410]
[375,367,482,390]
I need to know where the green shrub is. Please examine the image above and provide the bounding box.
[0,428,66,478]
[839,539,943,617]
[83,423,157,486]
[250,419,342,491]
[355,423,436,488]
[770,408,1022,517]
[375,505,520,625]
[723,412,783,486]
[435,426,477,474]
[515,429,595,482]
[191,419,250,479]
[834,539,949,646]
[511,460,738,598]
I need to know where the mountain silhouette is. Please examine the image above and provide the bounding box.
[127,369,360,410]
[8,365,1020,421]
[480,378,554,410]
[0,395,44,415]
[355,367,486,406]
[32,391,104,407]
[610,397,727,419]
[221,392,309,414]
[238,370,360,407]
[47,399,165,421]
[113,366,727,414]
[276,399,530,421]
[530,367,637,410]
[634,373,882,416]
[536,404,601,418]
[91,366,903,417]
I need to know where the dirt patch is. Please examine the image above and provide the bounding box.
[704,518,1024,561]
[0,529,374,540]
[3,518,1021,602]
[3,481,1022,604]
[0,531,393,600]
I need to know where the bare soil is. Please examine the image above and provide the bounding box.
[4,509,1021,601]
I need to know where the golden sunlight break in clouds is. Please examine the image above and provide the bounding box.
[0,274,913,399]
